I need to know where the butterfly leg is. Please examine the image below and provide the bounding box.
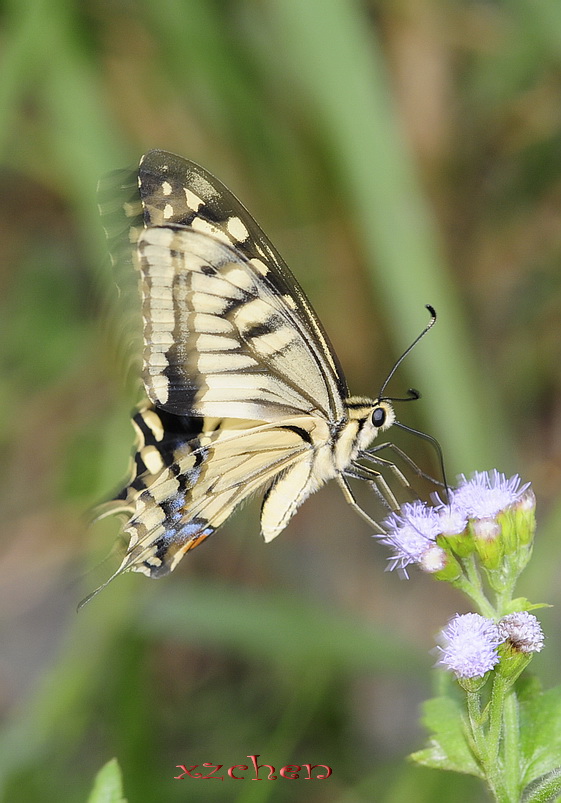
[357,449,414,497]
[336,474,387,534]
[344,463,402,510]
[362,442,445,488]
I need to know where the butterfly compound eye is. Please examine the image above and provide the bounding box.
[372,406,386,428]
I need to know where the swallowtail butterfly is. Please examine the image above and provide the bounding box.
[91,150,435,600]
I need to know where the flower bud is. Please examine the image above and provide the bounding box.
[419,544,462,582]
[499,488,536,551]
[495,612,543,683]
[470,517,503,570]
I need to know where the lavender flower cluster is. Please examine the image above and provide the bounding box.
[437,611,544,679]
[378,470,542,679]
[379,470,532,576]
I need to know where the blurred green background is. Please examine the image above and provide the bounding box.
[1,0,561,800]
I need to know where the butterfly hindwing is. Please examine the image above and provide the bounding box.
[115,405,317,577]
[114,403,206,507]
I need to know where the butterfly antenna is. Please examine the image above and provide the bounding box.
[378,305,436,400]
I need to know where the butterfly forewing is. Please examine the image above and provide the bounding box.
[138,225,342,421]
[137,150,348,419]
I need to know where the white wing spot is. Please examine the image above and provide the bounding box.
[123,201,141,219]
[222,265,255,292]
[191,216,231,245]
[141,445,165,474]
[161,181,172,196]
[234,297,272,330]
[148,351,169,368]
[193,313,233,334]
[191,271,244,299]
[191,291,230,314]
[184,187,204,211]
[249,326,295,356]
[227,216,249,243]
[148,373,170,405]
[149,330,175,347]
[249,257,269,276]
[140,226,175,249]
[139,506,166,534]
[163,203,174,220]
[197,352,257,373]
[282,293,298,310]
[197,333,239,352]
[142,409,165,441]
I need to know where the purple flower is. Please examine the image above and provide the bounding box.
[437,504,468,535]
[377,470,533,575]
[380,501,442,576]
[498,612,544,654]
[449,471,530,520]
[436,613,504,678]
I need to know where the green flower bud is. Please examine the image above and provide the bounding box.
[420,543,463,582]
[437,529,475,559]
[470,517,504,570]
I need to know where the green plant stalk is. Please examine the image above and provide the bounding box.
[487,673,510,767]
[493,576,517,615]
[456,555,497,619]
[466,690,503,801]
[502,690,520,802]
[466,685,514,802]
[466,689,488,765]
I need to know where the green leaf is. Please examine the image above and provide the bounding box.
[517,674,544,702]
[520,686,561,787]
[504,598,551,614]
[86,758,126,803]
[522,767,561,803]
[410,696,483,778]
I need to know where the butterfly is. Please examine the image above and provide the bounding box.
[90,149,436,599]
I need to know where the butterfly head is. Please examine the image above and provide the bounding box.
[342,397,396,460]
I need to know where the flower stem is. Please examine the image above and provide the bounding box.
[502,690,520,801]
[488,673,509,765]
[493,579,516,616]
[466,690,488,764]
[466,686,511,802]
[455,555,496,618]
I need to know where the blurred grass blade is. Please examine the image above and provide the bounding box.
[0,592,136,800]
[136,580,426,673]
[269,0,507,472]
